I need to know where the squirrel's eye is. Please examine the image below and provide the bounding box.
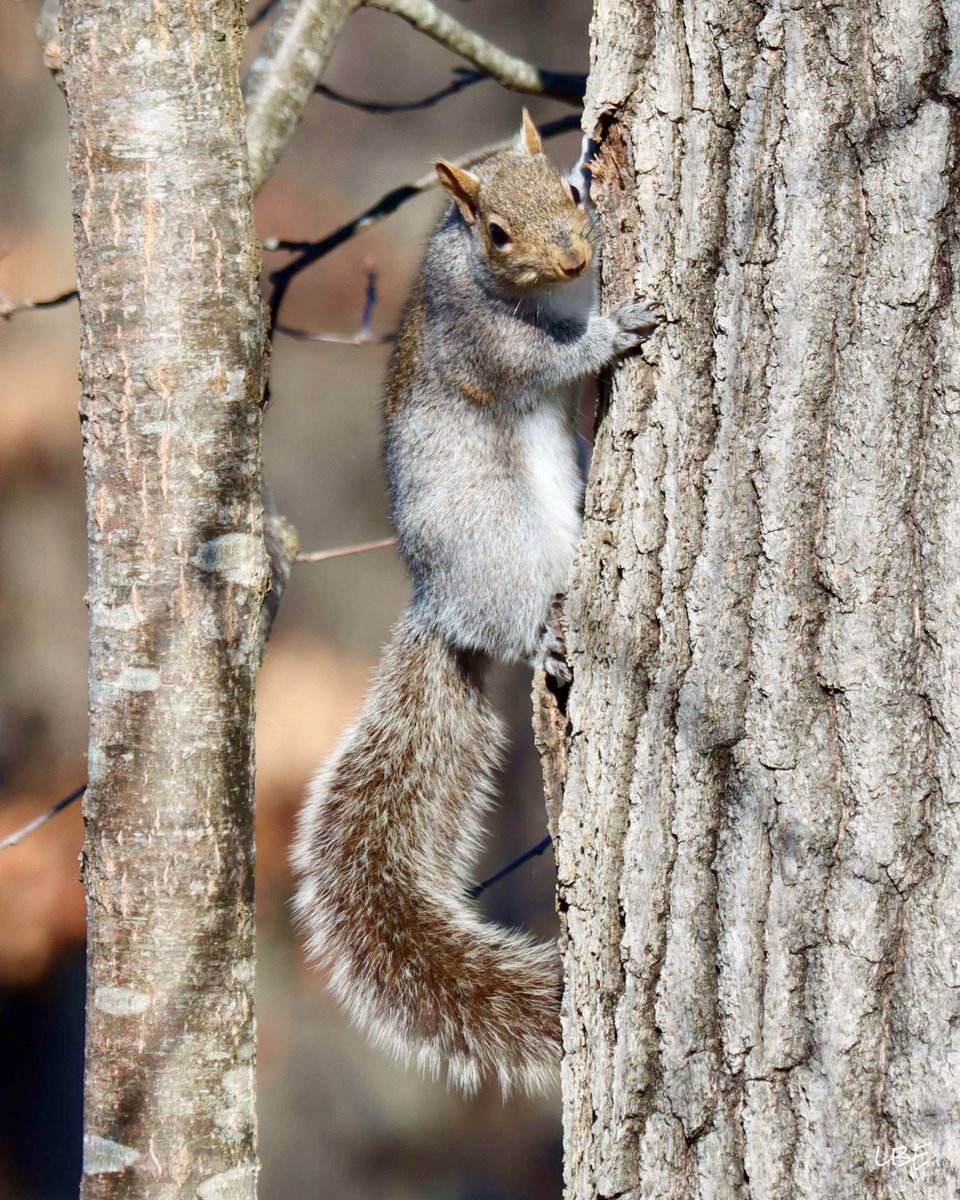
[488,222,511,248]
[569,183,582,206]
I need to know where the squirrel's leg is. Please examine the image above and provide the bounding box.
[517,303,659,397]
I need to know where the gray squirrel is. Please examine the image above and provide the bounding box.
[292,112,656,1095]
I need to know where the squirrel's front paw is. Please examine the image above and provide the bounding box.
[609,300,658,355]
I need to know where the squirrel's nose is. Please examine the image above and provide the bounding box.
[560,255,589,278]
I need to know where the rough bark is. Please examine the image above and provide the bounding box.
[545,2,960,1197]
[61,2,269,1195]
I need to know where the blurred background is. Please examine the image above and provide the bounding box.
[0,0,590,1196]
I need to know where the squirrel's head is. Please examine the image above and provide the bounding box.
[435,111,594,293]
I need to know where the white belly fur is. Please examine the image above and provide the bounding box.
[518,404,582,597]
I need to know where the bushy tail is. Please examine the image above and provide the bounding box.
[291,607,560,1095]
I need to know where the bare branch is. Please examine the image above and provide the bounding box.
[0,286,78,319]
[314,66,486,113]
[275,260,397,344]
[297,537,396,562]
[243,0,360,196]
[0,784,85,853]
[243,0,581,196]
[467,835,552,899]
[365,0,584,105]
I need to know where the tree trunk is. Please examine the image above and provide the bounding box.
[61,2,269,1195]
[546,1,960,1196]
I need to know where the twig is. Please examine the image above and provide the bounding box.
[248,0,282,26]
[277,325,396,345]
[264,113,581,329]
[1,777,550,904]
[263,179,424,257]
[297,536,396,562]
[314,66,486,113]
[0,784,86,853]
[244,0,360,196]
[0,287,78,320]
[275,260,397,344]
[359,260,378,334]
[365,0,584,105]
[467,835,553,899]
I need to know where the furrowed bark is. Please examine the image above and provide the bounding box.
[61,2,269,1195]
[546,1,960,1197]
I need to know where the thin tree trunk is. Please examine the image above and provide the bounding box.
[542,2,960,1196]
[61,2,269,1194]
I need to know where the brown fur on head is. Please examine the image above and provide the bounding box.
[435,110,594,294]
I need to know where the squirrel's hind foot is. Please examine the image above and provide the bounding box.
[531,594,572,684]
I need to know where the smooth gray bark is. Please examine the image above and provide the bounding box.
[61,2,269,1194]
[541,2,960,1197]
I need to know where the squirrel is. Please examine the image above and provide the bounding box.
[292,111,656,1096]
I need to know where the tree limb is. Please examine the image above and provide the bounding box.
[244,0,361,195]
[467,835,553,899]
[244,0,582,197]
[276,324,395,344]
[365,0,584,105]
[274,259,397,343]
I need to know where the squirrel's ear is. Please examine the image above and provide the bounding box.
[435,160,480,225]
[519,109,542,156]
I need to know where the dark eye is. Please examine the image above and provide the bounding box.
[488,222,510,248]
[569,183,582,205]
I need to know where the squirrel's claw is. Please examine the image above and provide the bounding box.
[532,594,572,684]
[543,650,572,685]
